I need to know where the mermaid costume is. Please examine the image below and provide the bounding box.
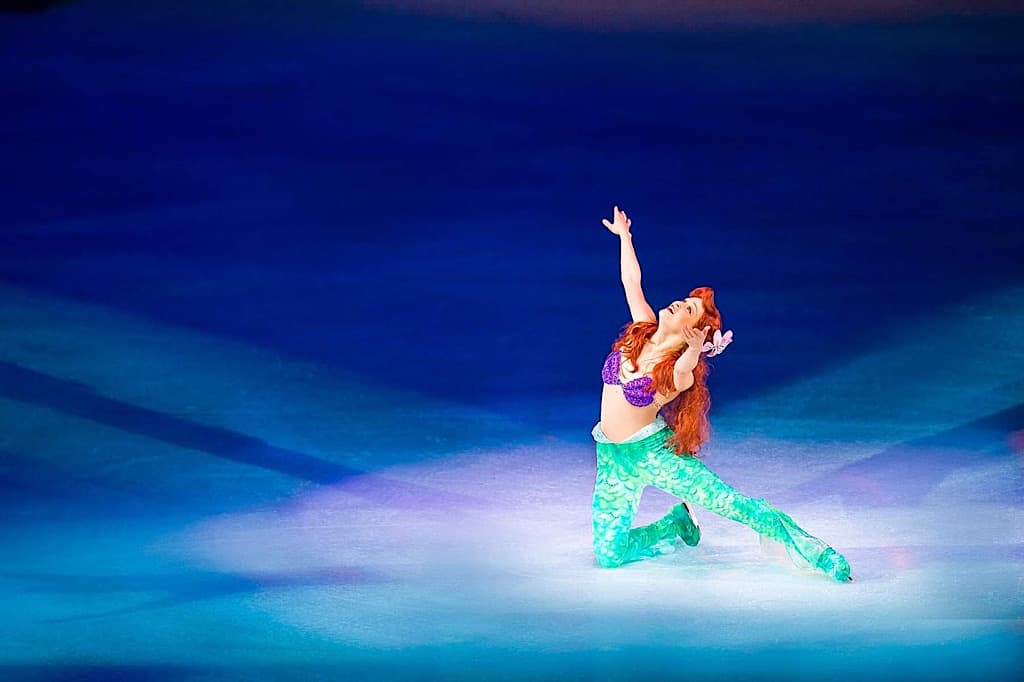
[593,350,852,581]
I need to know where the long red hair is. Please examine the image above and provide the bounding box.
[610,286,723,457]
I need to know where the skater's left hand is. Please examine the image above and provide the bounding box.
[681,325,710,353]
[674,326,709,374]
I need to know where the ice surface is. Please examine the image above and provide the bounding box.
[1,286,1021,680]
[1,2,1022,679]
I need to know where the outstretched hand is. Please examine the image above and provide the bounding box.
[602,205,632,237]
[681,325,711,351]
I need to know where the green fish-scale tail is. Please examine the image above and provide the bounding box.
[592,427,851,582]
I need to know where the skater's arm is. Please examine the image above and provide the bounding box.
[672,366,695,392]
[602,206,656,323]
[619,235,656,323]
[672,325,710,391]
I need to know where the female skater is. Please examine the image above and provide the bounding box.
[592,206,852,581]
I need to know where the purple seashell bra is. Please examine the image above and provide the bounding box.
[601,350,656,407]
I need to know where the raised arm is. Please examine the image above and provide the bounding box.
[602,206,656,323]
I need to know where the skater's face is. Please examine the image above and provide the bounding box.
[659,297,704,333]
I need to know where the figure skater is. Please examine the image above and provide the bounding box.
[592,206,852,581]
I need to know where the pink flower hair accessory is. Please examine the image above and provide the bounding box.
[702,329,733,357]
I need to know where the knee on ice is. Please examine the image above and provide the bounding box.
[594,544,626,568]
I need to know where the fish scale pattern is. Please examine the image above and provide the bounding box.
[592,424,851,581]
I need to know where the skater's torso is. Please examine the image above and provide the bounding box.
[600,341,681,443]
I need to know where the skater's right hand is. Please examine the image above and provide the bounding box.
[602,205,632,237]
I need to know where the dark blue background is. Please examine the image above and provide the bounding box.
[2,1,1022,431]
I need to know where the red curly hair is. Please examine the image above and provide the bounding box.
[610,286,722,457]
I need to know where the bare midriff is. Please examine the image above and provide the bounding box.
[599,382,679,443]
